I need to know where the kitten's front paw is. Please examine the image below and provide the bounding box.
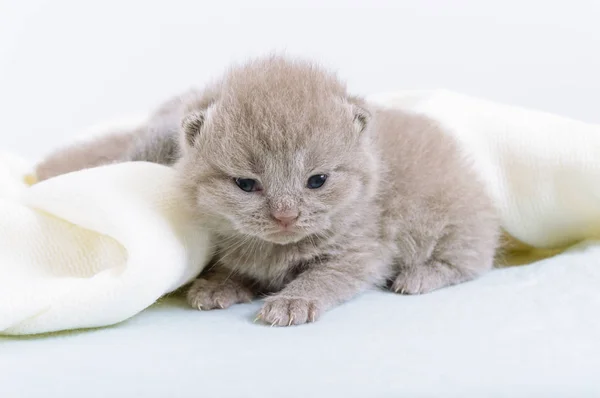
[257,297,322,326]
[187,277,254,310]
[391,262,464,295]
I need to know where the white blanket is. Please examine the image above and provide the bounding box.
[1,90,598,336]
[0,156,212,335]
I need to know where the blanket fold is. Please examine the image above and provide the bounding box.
[0,157,212,335]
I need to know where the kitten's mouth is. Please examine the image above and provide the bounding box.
[262,229,304,245]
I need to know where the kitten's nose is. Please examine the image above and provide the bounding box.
[271,210,299,227]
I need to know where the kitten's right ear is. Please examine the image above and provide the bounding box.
[181,111,206,147]
[352,105,370,135]
[346,95,371,135]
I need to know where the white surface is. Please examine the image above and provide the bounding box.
[2,1,600,397]
[0,156,212,335]
[2,246,600,398]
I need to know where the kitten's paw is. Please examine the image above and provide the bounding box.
[257,297,322,326]
[187,277,254,310]
[391,262,463,295]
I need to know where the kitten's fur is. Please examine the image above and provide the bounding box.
[35,56,499,326]
[34,91,198,180]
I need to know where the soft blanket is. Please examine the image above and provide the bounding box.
[0,155,212,335]
[1,90,598,335]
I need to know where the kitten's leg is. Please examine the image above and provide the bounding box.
[187,266,256,310]
[35,130,138,182]
[391,217,499,295]
[257,251,387,326]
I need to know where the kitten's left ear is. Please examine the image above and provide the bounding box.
[347,96,371,134]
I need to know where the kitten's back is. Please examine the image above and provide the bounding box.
[374,107,499,278]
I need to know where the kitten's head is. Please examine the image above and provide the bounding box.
[177,56,379,245]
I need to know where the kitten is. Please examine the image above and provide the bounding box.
[34,56,499,327]
[34,89,203,180]
[177,56,500,326]
[35,129,140,181]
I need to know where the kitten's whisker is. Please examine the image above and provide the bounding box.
[220,234,257,283]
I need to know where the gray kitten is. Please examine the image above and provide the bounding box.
[178,56,499,325]
[35,56,499,326]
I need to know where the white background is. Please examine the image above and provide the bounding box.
[2,2,600,397]
[1,0,599,160]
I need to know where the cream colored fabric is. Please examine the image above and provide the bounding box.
[369,90,600,253]
[0,155,213,335]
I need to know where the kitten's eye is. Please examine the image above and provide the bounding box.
[234,178,260,192]
[307,174,328,189]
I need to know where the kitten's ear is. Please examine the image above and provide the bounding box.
[181,110,206,147]
[345,95,371,135]
[352,104,370,135]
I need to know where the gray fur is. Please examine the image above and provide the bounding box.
[34,55,500,327]
[35,129,138,181]
[34,90,202,180]
[177,56,500,326]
